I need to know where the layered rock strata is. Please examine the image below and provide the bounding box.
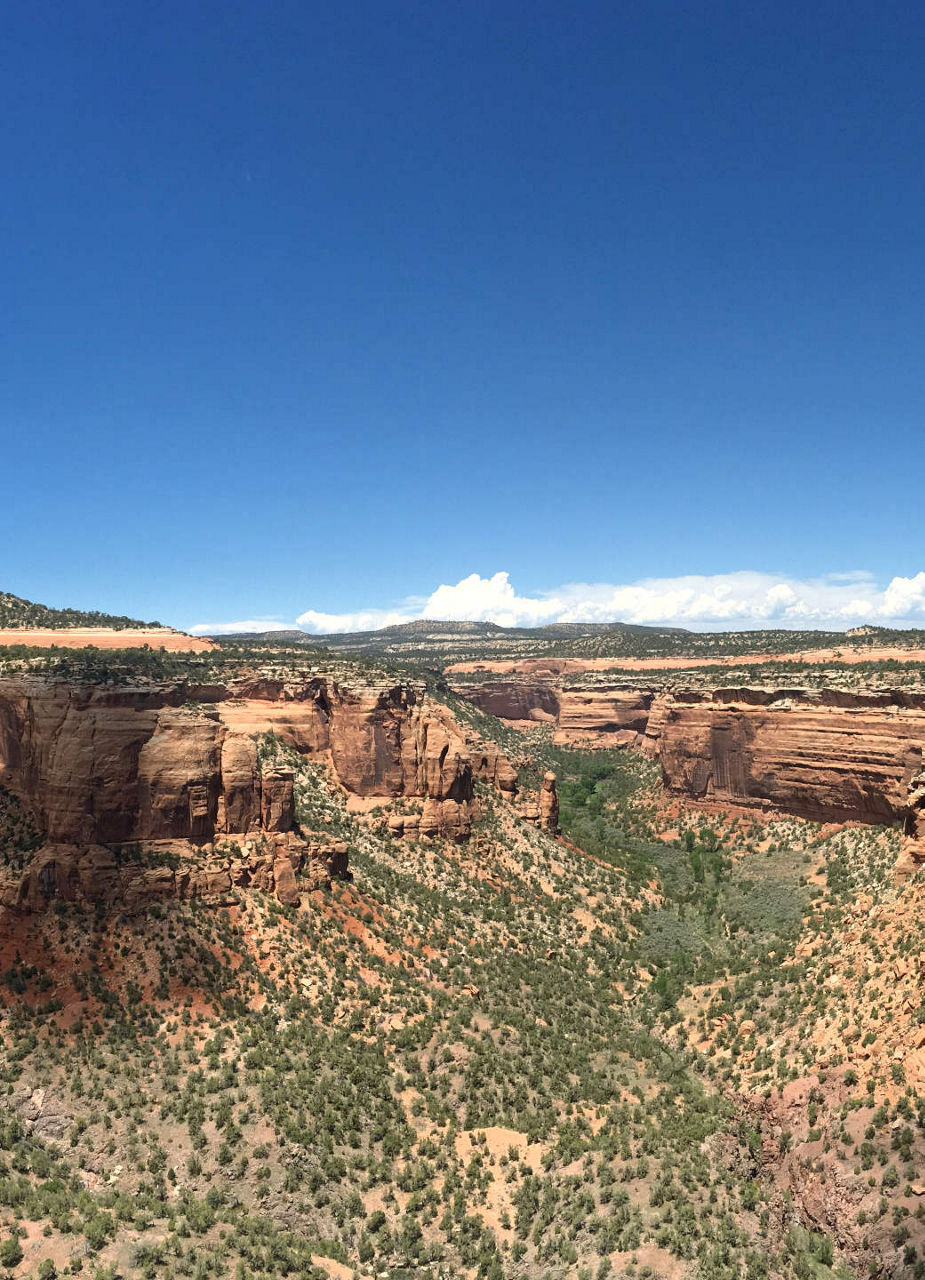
[640,689,925,829]
[458,676,925,864]
[462,679,653,745]
[0,672,519,912]
[0,674,499,848]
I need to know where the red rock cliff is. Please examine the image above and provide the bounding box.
[641,688,925,827]
[0,673,517,882]
[456,675,925,861]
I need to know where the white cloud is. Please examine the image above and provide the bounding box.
[188,619,290,635]
[190,568,925,635]
[295,607,416,633]
[880,572,925,618]
[421,572,564,627]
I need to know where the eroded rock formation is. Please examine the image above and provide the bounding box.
[457,674,925,867]
[0,674,501,848]
[539,771,559,832]
[518,771,559,833]
[0,671,520,912]
[898,767,925,877]
[641,689,925,828]
[463,679,654,745]
[1,832,347,914]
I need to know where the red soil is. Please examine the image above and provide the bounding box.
[0,628,214,651]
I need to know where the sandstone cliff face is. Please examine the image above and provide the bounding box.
[470,740,518,794]
[0,675,501,848]
[463,679,653,745]
[2,833,348,914]
[457,675,925,862]
[464,681,560,724]
[555,688,653,745]
[0,673,519,912]
[897,767,925,876]
[641,690,925,828]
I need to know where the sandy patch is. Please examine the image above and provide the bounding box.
[0,628,213,651]
[309,1258,356,1279]
[609,1243,688,1278]
[453,1127,549,1242]
[454,1126,547,1172]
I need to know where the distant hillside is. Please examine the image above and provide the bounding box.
[212,618,925,668]
[0,590,160,631]
[211,619,686,655]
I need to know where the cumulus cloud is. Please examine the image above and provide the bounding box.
[881,572,925,618]
[295,607,418,634]
[191,569,925,635]
[421,572,564,627]
[188,618,291,635]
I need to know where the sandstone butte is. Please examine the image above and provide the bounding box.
[457,673,925,875]
[0,671,561,916]
[0,627,215,651]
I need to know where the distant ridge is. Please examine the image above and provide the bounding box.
[339,619,691,638]
[209,617,693,665]
[215,618,688,642]
[0,590,160,631]
[0,591,216,651]
[209,619,925,668]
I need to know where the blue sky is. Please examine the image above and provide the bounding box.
[3,1,924,632]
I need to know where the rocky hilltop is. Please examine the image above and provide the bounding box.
[0,589,162,631]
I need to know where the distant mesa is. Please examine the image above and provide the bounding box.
[0,590,213,652]
[208,617,691,659]
[205,615,925,670]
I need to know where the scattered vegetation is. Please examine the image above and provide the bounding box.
[0,591,159,631]
[1,626,923,1278]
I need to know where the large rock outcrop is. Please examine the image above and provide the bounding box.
[1,832,348,914]
[897,767,925,877]
[0,672,521,913]
[456,674,925,866]
[640,689,925,827]
[539,771,559,832]
[463,679,654,745]
[0,674,506,848]
[464,681,561,724]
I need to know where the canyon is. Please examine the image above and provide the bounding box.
[4,625,925,1278]
[0,669,536,913]
[6,653,925,918]
[457,671,925,866]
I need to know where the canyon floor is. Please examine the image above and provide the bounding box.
[3,625,925,1280]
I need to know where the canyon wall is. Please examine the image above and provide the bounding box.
[641,689,925,826]
[463,679,654,745]
[461,676,925,860]
[0,674,503,849]
[0,672,520,911]
[2,833,348,914]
